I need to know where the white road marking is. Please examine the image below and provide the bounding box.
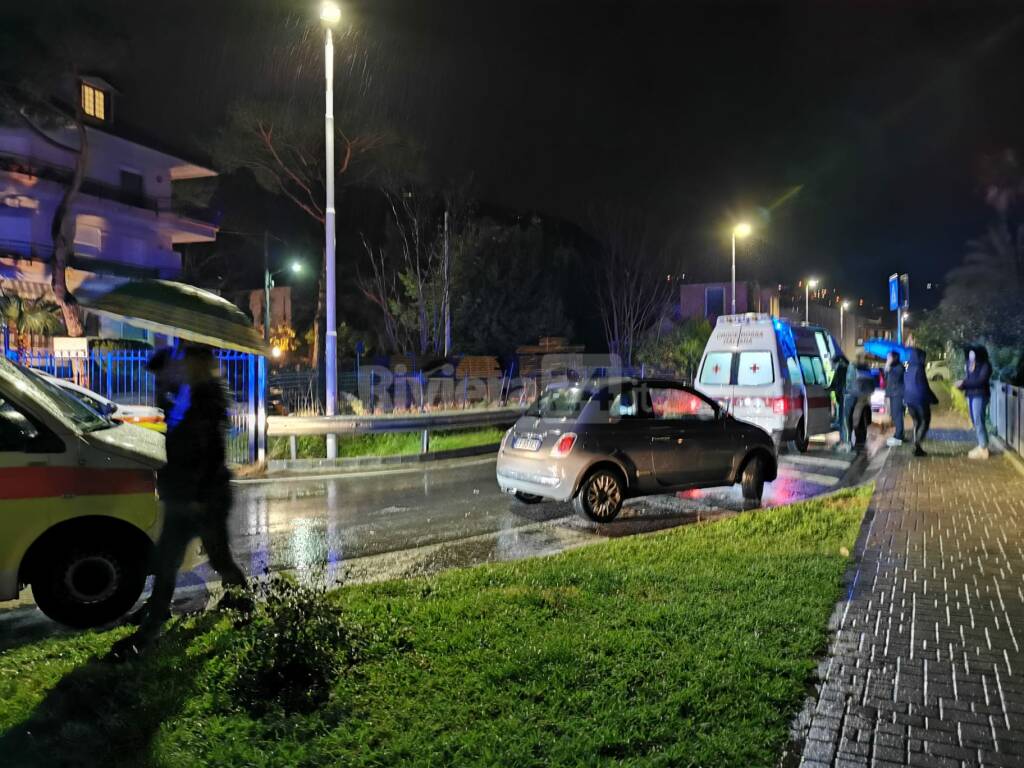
[775,466,842,486]
[782,454,853,470]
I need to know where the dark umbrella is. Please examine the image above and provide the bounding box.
[83,280,269,355]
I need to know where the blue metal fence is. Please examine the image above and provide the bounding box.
[5,347,265,465]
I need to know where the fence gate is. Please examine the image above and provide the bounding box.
[6,347,267,465]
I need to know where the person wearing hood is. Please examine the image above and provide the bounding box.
[958,345,993,459]
[904,347,938,457]
[884,350,906,447]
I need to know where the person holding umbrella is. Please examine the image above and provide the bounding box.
[114,344,249,656]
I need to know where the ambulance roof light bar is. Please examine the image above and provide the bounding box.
[716,312,774,325]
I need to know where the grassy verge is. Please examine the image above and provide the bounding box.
[268,426,506,460]
[0,486,872,768]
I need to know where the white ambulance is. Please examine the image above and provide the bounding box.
[1,355,202,628]
[695,314,841,451]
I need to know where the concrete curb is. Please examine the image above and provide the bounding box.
[991,436,1024,479]
[780,439,892,768]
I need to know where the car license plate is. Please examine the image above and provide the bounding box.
[512,436,542,451]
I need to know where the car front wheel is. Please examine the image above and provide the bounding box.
[741,455,767,502]
[573,468,624,522]
[30,535,148,629]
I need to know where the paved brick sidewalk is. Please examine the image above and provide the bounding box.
[801,416,1024,768]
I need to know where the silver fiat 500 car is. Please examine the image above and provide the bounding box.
[496,377,778,522]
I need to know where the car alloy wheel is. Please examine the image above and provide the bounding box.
[574,469,623,522]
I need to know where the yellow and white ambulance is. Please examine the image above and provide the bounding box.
[0,355,198,628]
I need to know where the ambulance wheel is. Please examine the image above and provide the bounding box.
[790,418,810,453]
[30,533,148,629]
[741,455,767,502]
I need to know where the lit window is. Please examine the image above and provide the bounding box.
[74,223,103,250]
[81,83,106,120]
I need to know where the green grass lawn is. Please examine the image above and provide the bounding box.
[0,486,871,768]
[268,427,506,460]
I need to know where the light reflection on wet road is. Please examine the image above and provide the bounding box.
[215,438,860,585]
[1,438,867,644]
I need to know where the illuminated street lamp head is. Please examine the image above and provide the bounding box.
[271,347,283,359]
[733,222,752,239]
[842,300,850,310]
[290,261,304,274]
[807,278,819,289]
[320,1,341,25]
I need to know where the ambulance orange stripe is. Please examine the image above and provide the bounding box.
[0,467,154,500]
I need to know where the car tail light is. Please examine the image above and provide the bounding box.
[550,432,577,458]
[770,396,788,415]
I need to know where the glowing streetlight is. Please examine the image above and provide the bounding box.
[321,0,341,458]
[840,300,850,341]
[320,1,341,24]
[805,278,819,323]
[264,258,306,343]
[730,222,752,314]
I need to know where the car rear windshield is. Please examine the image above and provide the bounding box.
[526,385,592,418]
[699,351,775,386]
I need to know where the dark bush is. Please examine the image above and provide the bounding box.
[225,574,360,715]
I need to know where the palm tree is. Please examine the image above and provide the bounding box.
[0,291,65,359]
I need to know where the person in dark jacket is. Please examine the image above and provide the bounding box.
[958,345,993,459]
[828,354,849,437]
[840,356,873,451]
[904,347,938,457]
[115,345,248,656]
[884,350,906,446]
[823,354,847,434]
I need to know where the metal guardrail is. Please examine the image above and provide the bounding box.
[990,381,1022,455]
[266,407,524,459]
[266,408,523,437]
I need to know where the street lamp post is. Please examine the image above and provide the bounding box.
[805,278,818,323]
[264,258,304,346]
[731,222,752,314]
[321,1,340,458]
[840,300,850,344]
[263,231,272,344]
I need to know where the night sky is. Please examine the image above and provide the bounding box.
[25,1,1024,306]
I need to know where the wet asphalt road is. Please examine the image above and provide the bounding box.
[0,435,871,645]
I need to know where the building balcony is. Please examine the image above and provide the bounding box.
[0,238,169,280]
[0,152,220,226]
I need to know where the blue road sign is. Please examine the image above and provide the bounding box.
[889,274,899,311]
